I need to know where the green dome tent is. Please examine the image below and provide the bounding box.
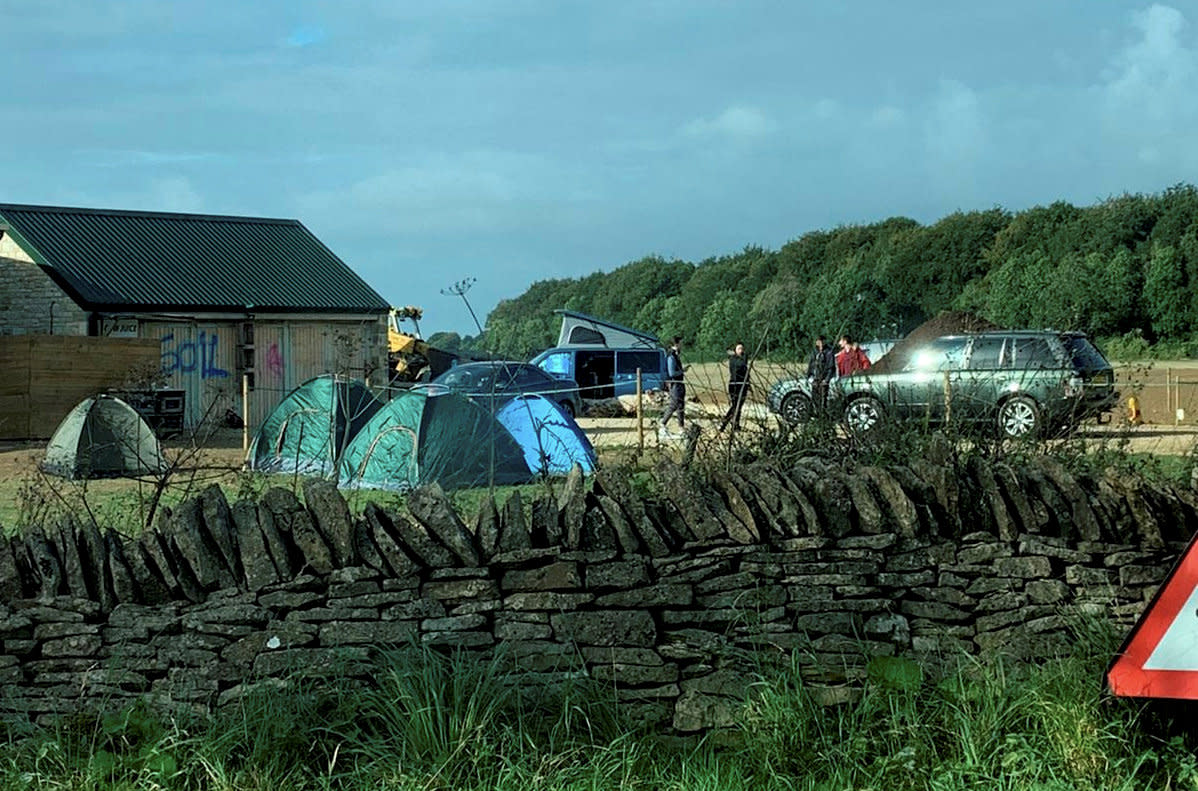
[248,375,383,475]
[338,390,533,491]
[42,395,166,479]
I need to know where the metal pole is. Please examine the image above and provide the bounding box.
[1170,368,1176,425]
[943,371,952,426]
[636,368,644,456]
[241,372,250,454]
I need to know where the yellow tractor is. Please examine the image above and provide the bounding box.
[388,306,459,384]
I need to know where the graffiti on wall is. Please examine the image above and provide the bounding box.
[265,342,284,379]
[160,331,229,379]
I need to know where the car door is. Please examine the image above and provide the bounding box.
[1006,336,1060,400]
[961,335,1006,424]
[890,337,968,423]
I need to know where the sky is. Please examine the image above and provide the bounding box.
[3,1,1198,335]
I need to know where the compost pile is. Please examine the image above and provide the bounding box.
[869,311,999,375]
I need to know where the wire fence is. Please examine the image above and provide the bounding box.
[86,351,1197,500]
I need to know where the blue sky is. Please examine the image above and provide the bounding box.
[3,1,1198,334]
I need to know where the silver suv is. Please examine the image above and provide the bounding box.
[769,330,1118,438]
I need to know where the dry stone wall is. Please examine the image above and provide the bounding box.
[0,457,1193,731]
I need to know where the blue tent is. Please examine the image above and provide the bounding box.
[337,390,535,491]
[248,375,382,475]
[496,395,596,476]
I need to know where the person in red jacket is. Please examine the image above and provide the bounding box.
[836,335,871,377]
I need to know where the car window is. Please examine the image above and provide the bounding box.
[492,365,522,388]
[968,337,1005,370]
[437,367,476,388]
[539,352,571,376]
[1011,338,1058,369]
[1063,335,1109,371]
[514,366,550,388]
[905,338,967,371]
[617,351,661,375]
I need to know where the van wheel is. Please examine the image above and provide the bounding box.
[559,400,576,419]
[844,396,884,434]
[779,392,812,424]
[998,396,1040,439]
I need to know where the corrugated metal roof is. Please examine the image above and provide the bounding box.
[0,203,390,313]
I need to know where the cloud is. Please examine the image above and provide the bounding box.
[870,105,905,127]
[286,25,327,48]
[295,149,595,235]
[682,105,777,138]
[924,79,986,163]
[1102,4,1197,124]
[813,99,840,121]
[146,177,205,213]
[54,176,206,214]
[81,149,226,168]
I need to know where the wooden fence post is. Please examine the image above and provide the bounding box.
[636,368,644,456]
[242,372,250,455]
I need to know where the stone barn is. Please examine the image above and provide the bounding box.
[0,203,390,431]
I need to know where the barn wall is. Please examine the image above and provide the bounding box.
[137,316,386,429]
[139,320,239,428]
[247,318,387,429]
[0,239,88,336]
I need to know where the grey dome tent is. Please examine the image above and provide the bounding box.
[42,395,166,479]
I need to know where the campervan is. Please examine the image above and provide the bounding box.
[531,310,668,399]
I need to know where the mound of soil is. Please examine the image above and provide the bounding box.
[869,311,999,375]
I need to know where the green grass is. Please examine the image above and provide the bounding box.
[0,626,1195,790]
[0,453,553,538]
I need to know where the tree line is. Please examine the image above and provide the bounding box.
[428,184,1198,361]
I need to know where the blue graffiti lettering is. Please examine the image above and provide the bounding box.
[160,331,229,379]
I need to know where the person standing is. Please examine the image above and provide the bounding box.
[806,335,836,410]
[836,334,871,377]
[852,339,872,373]
[719,342,750,432]
[659,336,686,437]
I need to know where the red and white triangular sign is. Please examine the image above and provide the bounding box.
[1108,532,1198,699]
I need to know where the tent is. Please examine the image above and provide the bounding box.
[42,395,165,479]
[248,375,382,475]
[337,390,535,491]
[496,395,596,476]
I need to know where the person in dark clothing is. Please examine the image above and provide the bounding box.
[806,335,836,411]
[659,336,686,436]
[719,342,750,432]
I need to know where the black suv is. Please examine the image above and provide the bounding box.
[768,330,1118,438]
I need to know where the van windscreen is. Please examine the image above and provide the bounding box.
[539,352,571,376]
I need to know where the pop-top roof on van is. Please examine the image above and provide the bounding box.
[554,310,660,349]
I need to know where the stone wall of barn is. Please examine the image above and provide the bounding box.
[0,456,1190,730]
[0,236,88,336]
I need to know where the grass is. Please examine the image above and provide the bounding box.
[0,625,1195,790]
[0,450,555,538]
